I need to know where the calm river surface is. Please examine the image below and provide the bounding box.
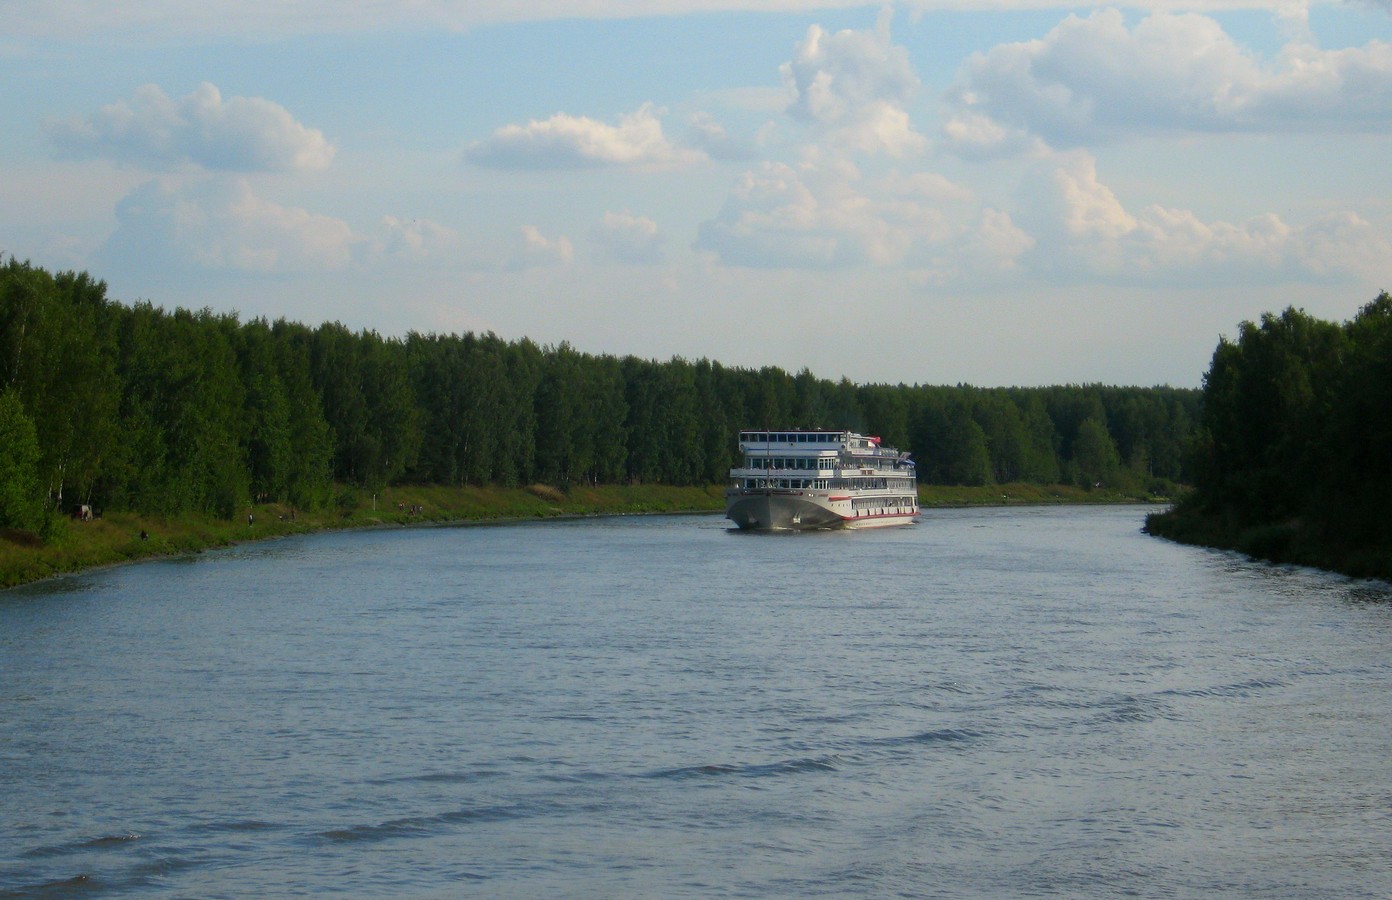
[3,506,1391,897]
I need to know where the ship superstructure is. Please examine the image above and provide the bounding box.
[725,430,919,530]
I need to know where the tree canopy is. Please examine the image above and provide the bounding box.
[1149,295,1392,578]
[0,259,1200,531]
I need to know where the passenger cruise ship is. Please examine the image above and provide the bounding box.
[726,430,919,530]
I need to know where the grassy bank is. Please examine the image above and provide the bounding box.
[1,480,1167,590]
[918,481,1169,508]
[0,484,725,590]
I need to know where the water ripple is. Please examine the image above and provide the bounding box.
[314,804,532,844]
[21,833,141,859]
[644,754,845,780]
[1157,678,1289,699]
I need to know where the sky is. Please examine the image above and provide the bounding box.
[3,0,1391,388]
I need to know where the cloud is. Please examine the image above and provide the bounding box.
[98,177,358,274]
[946,10,1392,153]
[780,11,927,157]
[1016,150,1392,282]
[697,146,1389,284]
[465,103,705,170]
[589,211,666,264]
[508,225,574,270]
[695,154,1030,275]
[47,82,334,173]
[940,110,1048,161]
[378,215,461,264]
[686,112,759,161]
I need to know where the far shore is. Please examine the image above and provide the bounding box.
[1,481,1171,591]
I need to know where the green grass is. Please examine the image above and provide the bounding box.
[1,480,1162,590]
[918,481,1171,507]
[0,484,726,589]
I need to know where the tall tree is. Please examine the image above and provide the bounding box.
[1073,416,1121,487]
[0,389,42,531]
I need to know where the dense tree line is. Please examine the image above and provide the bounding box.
[0,259,1199,534]
[1149,295,1392,578]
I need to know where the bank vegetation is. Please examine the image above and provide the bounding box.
[3,258,1196,586]
[1146,295,1392,580]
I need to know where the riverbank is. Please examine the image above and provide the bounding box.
[0,484,726,590]
[1,481,1168,590]
[916,482,1165,508]
[1144,504,1392,583]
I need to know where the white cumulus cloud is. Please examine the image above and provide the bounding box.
[378,215,461,264]
[98,177,358,274]
[686,112,759,161]
[695,154,1030,276]
[465,103,705,170]
[508,225,574,270]
[780,12,927,157]
[589,211,667,265]
[1016,150,1392,282]
[945,10,1392,154]
[47,82,334,172]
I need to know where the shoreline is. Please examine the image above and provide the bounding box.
[2,482,1170,591]
[1144,505,1392,584]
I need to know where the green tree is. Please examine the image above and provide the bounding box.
[912,391,992,486]
[1319,293,1392,545]
[270,320,334,508]
[1014,392,1062,483]
[1073,416,1121,487]
[0,262,121,513]
[1199,307,1344,522]
[971,388,1030,483]
[0,389,42,530]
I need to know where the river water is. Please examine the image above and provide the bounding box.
[2,506,1391,897]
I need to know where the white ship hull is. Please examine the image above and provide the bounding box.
[725,489,918,530]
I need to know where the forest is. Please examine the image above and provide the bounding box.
[0,258,1199,536]
[1147,295,1392,579]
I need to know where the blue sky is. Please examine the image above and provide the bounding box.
[4,1,1390,387]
